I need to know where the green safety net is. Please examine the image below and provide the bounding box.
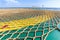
[0,16,59,40]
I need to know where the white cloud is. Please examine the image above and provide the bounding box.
[3,0,21,7]
[5,0,19,3]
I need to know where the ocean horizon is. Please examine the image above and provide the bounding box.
[0,7,60,11]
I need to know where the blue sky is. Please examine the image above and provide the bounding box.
[0,0,60,8]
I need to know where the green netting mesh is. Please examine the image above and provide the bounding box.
[0,16,59,40]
